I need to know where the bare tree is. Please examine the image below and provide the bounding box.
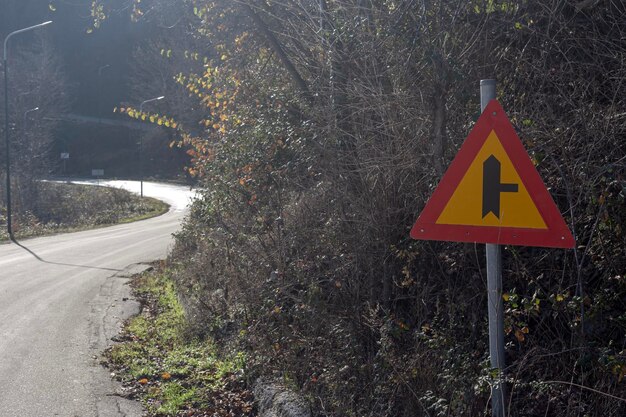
[1,35,69,214]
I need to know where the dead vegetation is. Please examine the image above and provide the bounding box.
[107,1,626,415]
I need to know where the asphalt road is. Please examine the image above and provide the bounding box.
[0,181,194,416]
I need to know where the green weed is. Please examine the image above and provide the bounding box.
[106,269,253,416]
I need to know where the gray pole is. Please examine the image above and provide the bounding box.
[3,57,12,238]
[23,107,39,163]
[480,79,506,417]
[138,96,164,198]
[97,64,110,123]
[3,21,52,239]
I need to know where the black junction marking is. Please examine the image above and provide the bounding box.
[482,155,518,218]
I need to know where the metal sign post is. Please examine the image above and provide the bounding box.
[411,79,574,417]
[92,168,104,185]
[480,79,505,417]
[410,98,574,248]
[61,153,69,176]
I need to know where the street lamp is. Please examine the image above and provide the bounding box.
[139,95,165,113]
[137,96,164,198]
[23,107,39,156]
[3,20,52,239]
[23,106,39,124]
[97,64,110,121]
[97,64,110,77]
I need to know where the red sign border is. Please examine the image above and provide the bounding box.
[410,99,575,248]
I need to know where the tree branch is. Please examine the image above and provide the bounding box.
[240,2,312,100]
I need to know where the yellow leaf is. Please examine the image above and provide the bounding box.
[556,294,564,302]
[502,293,510,301]
[161,372,171,380]
[138,378,149,385]
[514,329,525,342]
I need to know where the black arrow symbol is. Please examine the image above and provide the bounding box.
[482,155,518,218]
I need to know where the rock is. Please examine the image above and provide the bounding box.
[114,263,154,278]
[254,379,311,417]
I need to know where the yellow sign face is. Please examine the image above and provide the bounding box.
[436,131,547,229]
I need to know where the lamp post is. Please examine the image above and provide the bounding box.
[23,106,39,124]
[138,96,164,198]
[97,64,110,77]
[23,106,39,160]
[3,20,52,239]
[97,64,110,122]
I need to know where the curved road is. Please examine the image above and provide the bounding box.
[0,181,194,416]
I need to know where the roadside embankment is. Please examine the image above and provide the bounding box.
[0,181,168,241]
[104,265,255,416]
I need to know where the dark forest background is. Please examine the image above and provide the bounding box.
[0,0,186,184]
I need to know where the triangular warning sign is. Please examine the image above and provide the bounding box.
[411,100,575,248]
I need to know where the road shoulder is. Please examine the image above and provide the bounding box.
[88,264,154,416]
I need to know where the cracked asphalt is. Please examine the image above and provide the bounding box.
[0,181,193,416]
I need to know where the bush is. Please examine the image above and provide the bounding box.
[159,1,625,416]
